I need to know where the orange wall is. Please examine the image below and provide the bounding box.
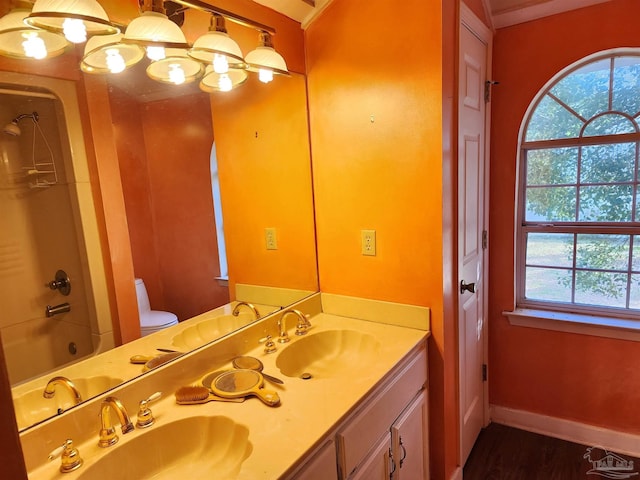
[305,0,454,478]
[210,74,317,296]
[142,95,230,319]
[490,0,640,433]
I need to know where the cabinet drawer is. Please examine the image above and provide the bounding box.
[337,344,427,478]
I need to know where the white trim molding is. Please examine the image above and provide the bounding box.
[491,405,640,458]
[504,308,640,342]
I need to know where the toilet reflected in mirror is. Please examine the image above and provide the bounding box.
[134,278,178,337]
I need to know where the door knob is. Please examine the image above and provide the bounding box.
[460,280,476,294]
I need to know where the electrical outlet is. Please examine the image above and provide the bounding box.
[361,229,376,256]
[265,227,278,250]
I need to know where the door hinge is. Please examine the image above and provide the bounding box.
[484,80,499,103]
[482,364,487,382]
[482,230,488,250]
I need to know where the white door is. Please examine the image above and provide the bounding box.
[458,4,491,467]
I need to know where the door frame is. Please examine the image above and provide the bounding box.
[458,1,493,466]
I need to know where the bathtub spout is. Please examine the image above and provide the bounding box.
[46,302,70,317]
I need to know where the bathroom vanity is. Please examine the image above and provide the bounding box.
[19,293,430,479]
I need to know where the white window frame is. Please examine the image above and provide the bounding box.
[506,48,640,339]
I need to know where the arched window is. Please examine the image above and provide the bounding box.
[518,50,640,317]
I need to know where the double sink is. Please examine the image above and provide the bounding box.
[22,302,429,480]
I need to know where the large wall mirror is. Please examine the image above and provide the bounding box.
[0,1,317,431]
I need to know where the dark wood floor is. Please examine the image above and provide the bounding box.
[463,423,640,480]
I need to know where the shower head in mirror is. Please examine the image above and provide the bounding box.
[3,112,39,136]
[3,121,20,136]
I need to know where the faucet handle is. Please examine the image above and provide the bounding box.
[260,334,277,354]
[295,314,312,336]
[136,391,162,428]
[48,439,83,473]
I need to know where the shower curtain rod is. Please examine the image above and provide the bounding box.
[0,88,57,100]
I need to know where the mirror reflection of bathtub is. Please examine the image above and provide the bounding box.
[0,75,115,386]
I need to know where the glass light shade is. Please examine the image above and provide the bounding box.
[146,48,204,85]
[189,15,244,70]
[0,9,68,59]
[122,11,189,49]
[245,32,289,80]
[200,65,248,93]
[81,33,144,74]
[189,32,244,68]
[25,0,118,42]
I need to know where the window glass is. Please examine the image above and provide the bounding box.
[578,185,633,222]
[526,147,578,185]
[630,275,640,308]
[612,57,640,114]
[582,113,636,136]
[524,267,573,302]
[526,95,583,141]
[633,236,640,271]
[575,234,630,270]
[525,186,576,222]
[575,271,627,308]
[550,58,610,120]
[526,233,574,268]
[580,143,636,184]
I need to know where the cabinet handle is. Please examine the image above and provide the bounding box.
[399,437,407,467]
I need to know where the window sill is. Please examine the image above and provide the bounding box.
[215,276,229,287]
[503,308,640,342]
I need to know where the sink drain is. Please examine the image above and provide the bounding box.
[300,372,312,380]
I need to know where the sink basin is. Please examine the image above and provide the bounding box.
[276,330,381,379]
[78,416,252,480]
[13,375,123,430]
[172,313,255,350]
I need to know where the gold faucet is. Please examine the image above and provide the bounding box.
[278,309,312,343]
[98,396,134,447]
[232,301,261,319]
[43,376,82,405]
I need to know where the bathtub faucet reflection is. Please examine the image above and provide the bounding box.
[46,302,70,318]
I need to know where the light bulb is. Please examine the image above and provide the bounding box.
[258,68,274,83]
[62,18,87,44]
[213,53,229,74]
[146,46,166,61]
[168,63,185,85]
[218,73,232,92]
[105,48,126,74]
[21,32,47,59]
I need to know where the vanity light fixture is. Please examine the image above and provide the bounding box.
[0,8,68,59]
[244,31,289,83]
[146,48,204,85]
[25,0,119,44]
[121,0,189,62]
[199,64,248,92]
[188,14,245,73]
[81,33,145,74]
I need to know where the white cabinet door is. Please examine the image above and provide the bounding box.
[391,390,429,480]
[351,433,391,480]
[290,439,338,480]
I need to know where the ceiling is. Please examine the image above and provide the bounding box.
[255,0,613,29]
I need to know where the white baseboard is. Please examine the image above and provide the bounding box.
[450,466,463,480]
[490,404,640,458]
